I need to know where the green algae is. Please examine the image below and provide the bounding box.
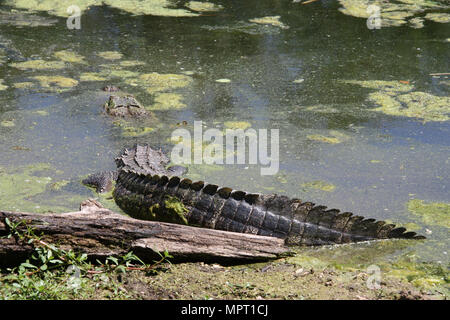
[409,17,424,28]
[53,50,86,64]
[425,12,450,23]
[6,0,199,18]
[301,180,336,192]
[343,80,450,122]
[79,72,108,82]
[0,9,58,27]
[407,199,450,228]
[119,60,146,67]
[0,163,54,212]
[185,1,223,12]
[147,93,186,110]
[370,91,450,122]
[215,78,231,83]
[97,51,123,60]
[338,0,447,28]
[106,0,198,17]
[0,79,8,91]
[31,76,79,91]
[224,121,252,130]
[126,72,192,93]
[0,120,15,127]
[121,126,155,137]
[341,80,414,93]
[12,81,34,89]
[249,16,289,29]
[307,134,341,144]
[48,179,70,191]
[304,104,340,114]
[33,110,49,116]
[10,59,66,70]
[148,196,189,225]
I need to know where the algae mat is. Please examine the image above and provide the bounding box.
[342,80,450,122]
[338,0,450,28]
[6,0,200,17]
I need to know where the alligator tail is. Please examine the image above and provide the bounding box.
[113,145,425,246]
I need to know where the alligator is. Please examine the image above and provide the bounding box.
[103,94,148,117]
[83,144,425,246]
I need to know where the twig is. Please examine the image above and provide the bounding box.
[302,0,319,4]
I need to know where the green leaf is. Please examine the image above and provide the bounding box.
[20,262,36,269]
[40,264,48,271]
[49,259,63,264]
[5,217,11,228]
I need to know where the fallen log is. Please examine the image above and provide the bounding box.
[0,199,290,267]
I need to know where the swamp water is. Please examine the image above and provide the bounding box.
[0,0,448,295]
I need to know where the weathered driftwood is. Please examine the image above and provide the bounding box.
[0,199,290,267]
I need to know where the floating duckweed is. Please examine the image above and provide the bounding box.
[396,92,449,121]
[122,126,155,137]
[302,180,336,192]
[344,80,450,122]
[10,59,66,70]
[307,134,341,144]
[49,180,70,191]
[0,163,53,212]
[407,199,450,228]
[127,72,192,93]
[186,1,223,12]
[338,0,445,28]
[304,105,340,114]
[13,82,34,89]
[119,60,146,67]
[97,51,123,60]
[224,121,252,130]
[371,91,450,122]
[147,93,186,110]
[33,110,49,116]
[0,9,58,26]
[0,79,7,91]
[425,13,450,23]
[341,80,414,92]
[215,78,231,83]
[409,17,424,28]
[368,92,402,109]
[0,120,15,127]
[6,0,199,17]
[32,76,79,88]
[249,16,289,29]
[79,72,108,82]
[106,0,198,17]
[54,50,86,64]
